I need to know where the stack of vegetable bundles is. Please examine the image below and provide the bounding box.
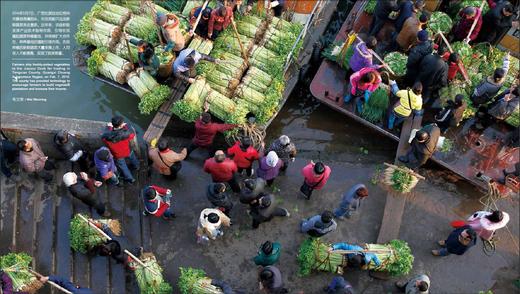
[297,238,414,277]
[0,253,44,293]
[88,48,133,83]
[131,253,172,294]
[178,267,224,294]
[127,69,171,114]
[75,11,122,50]
[68,213,121,253]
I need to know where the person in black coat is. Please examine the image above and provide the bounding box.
[95,223,143,270]
[435,94,467,133]
[207,182,234,215]
[54,130,90,172]
[63,171,110,217]
[394,0,426,33]
[416,47,449,105]
[250,193,289,229]
[369,0,399,37]
[404,30,433,86]
[240,177,266,206]
[0,137,18,178]
[399,123,441,169]
[477,1,516,45]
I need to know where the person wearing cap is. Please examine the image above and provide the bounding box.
[253,240,281,266]
[451,6,483,43]
[323,276,355,294]
[387,80,423,130]
[395,0,426,33]
[399,123,441,169]
[396,13,429,52]
[94,147,120,186]
[349,36,377,73]
[250,193,290,229]
[173,48,219,83]
[206,182,234,215]
[54,129,90,172]
[142,185,174,220]
[128,38,160,76]
[333,184,369,220]
[300,161,331,200]
[240,177,266,206]
[101,116,139,184]
[435,94,467,133]
[470,52,510,106]
[148,137,187,180]
[344,66,382,114]
[208,5,233,40]
[156,12,186,52]
[204,150,241,193]
[476,1,516,45]
[17,138,55,182]
[432,225,477,256]
[196,208,231,243]
[258,266,287,294]
[369,0,399,38]
[300,210,337,237]
[189,6,212,37]
[268,135,297,172]
[227,138,260,177]
[63,171,109,217]
[416,46,449,105]
[188,112,236,157]
[404,29,432,86]
[257,151,284,187]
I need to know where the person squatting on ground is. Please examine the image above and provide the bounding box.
[196,208,231,243]
[17,138,55,182]
[344,67,382,114]
[207,182,234,216]
[268,135,297,172]
[258,265,287,294]
[250,193,290,229]
[300,161,331,200]
[94,147,120,186]
[301,210,337,238]
[432,225,477,256]
[148,137,187,180]
[395,274,430,294]
[188,112,236,157]
[323,276,355,294]
[93,222,143,270]
[142,185,175,220]
[63,171,109,217]
[254,240,281,266]
[333,184,369,219]
[227,137,259,177]
[399,124,441,169]
[467,210,510,241]
[257,151,284,187]
[54,129,90,172]
[387,80,423,130]
[204,150,241,193]
[101,116,139,184]
[329,242,382,268]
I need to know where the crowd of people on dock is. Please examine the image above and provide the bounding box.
[0,0,518,293]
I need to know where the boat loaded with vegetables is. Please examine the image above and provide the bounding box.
[74,0,309,142]
[310,0,519,195]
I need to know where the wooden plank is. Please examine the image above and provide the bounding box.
[106,185,126,294]
[15,182,37,255]
[72,189,91,288]
[123,177,144,294]
[0,181,17,254]
[377,115,422,244]
[89,182,110,293]
[34,183,56,278]
[55,175,73,281]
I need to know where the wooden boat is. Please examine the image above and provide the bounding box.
[310,0,519,194]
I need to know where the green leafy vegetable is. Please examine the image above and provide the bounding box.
[428,12,453,35]
[133,254,172,294]
[0,253,43,293]
[384,52,407,77]
[69,214,107,254]
[364,0,377,14]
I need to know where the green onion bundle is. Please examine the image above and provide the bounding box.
[236,21,259,39]
[113,38,139,61]
[207,90,238,121]
[127,72,151,98]
[0,253,43,293]
[188,36,214,55]
[68,214,109,254]
[125,15,159,44]
[213,29,253,56]
[297,238,344,277]
[137,70,171,114]
[133,253,172,294]
[76,12,121,48]
[178,267,224,294]
[383,165,419,193]
[383,52,407,77]
[91,2,131,26]
[360,86,389,123]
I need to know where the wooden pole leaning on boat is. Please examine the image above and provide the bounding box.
[28,269,73,294]
[355,35,395,76]
[190,0,210,36]
[437,30,471,85]
[231,17,250,66]
[76,214,161,276]
[465,0,486,44]
[123,30,135,69]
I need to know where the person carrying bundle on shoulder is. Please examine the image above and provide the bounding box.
[450,6,483,43]
[128,38,160,76]
[471,52,510,107]
[141,185,175,220]
[172,48,220,84]
[328,242,382,269]
[156,12,186,53]
[38,275,93,294]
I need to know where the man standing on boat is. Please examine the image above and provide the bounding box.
[156,12,186,53]
[172,48,219,83]
[208,5,233,40]
[187,112,236,158]
[189,6,212,37]
[128,38,160,76]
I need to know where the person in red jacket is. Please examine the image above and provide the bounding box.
[204,150,241,193]
[450,6,483,43]
[207,5,233,40]
[142,185,174,220]
[441,52,462,82]
[227,137,260,177]
[300,161,331,200]
[101,116,139,183]
[187,112,236,158]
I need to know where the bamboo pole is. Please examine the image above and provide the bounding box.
[437,30,471,85]
[384,162,426,180]
[123,30,135,69]
[230,17,250,66]
[465,0,486,44]
[76,214,161,276]
[355,35,395,76]
[190,0,210,36]
[331,249,394,254]
[28,269,73,294]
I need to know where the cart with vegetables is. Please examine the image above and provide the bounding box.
[297,238,414,277]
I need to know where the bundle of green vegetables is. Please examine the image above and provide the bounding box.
[505,110,520,127]
[213,29,253,57]
[113,39,139,62]
[172,78,211,122]
[182,0,219,16]
[132,253,172,294]
[427,12,453,35]
[76,12,121,47]
[451,41,473,65]
[447,0,490,19]
[322,41,355,69]
[237,21,260,39]
[178,267,224,294]
[155,45,174,64]
[187,36,214,55]
[384,52,407,77]
[91,2,131,26]
[250,45,282,74]
[364,0,377,14]
[207,90,239,122]
[125,15,159,44]
[138,70,171,114]
[360,86,390,123]
[156,0,187,13]
[241,66,272,93]
[383,165,419,193]
[439,138,454,153]
[87,48,132,83]
[297,238,414,277]
[0,253,43,293]
[241,14,264,28]
[264,20,302,56]
[69,214,112,253]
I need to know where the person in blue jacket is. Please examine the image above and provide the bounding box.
[329,242,382,268]
[39,275,93,294]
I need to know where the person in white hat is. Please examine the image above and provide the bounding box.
[257,151,284,187]
[196,208,231,243]
[63,172,109,217]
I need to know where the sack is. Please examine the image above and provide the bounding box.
[300,182,313,197]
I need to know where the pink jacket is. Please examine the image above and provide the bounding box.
[349,67,381,95]
[467,211,509,240]
[19,138,47,173]
[301,163,331,190]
